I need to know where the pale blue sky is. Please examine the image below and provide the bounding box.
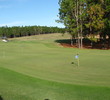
[0,0,64,27]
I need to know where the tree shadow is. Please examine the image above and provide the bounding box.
[55,39,78,48]
[0,96,3,100]
[55,38,109,49]
[55,39,71,44]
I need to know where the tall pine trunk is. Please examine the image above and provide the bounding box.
[76,0,81,48]
[79,0,83,49]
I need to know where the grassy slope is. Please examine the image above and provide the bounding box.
[0,33,110,100]
[0,67,110,100]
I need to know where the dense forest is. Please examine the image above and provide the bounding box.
[0,26,65,38]
[58,0,110,49]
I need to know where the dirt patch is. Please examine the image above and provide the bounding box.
[60,43,109,50]
[60,43,77,48]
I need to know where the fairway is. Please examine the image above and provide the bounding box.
[0,33,110,100]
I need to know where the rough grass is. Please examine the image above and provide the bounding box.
[0,33,110,100]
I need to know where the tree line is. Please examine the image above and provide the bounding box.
[58,0,110,49]
[0,26,65,38]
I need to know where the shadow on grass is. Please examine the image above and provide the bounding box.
[71,62,78,67]
[55,38,109,49]
[55,39,71,44]
[0,96,3,100]
[55,39,77,48]
[55,38,91,46]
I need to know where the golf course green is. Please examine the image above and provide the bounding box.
[0,33,110,100]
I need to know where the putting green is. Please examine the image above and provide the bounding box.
[0,33,110,100]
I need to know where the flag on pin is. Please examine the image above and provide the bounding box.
[75,54,79,59]
[75,54,79,67]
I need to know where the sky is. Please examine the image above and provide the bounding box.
[0,0,64,27]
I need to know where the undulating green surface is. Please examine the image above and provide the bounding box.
[0,33,110,100]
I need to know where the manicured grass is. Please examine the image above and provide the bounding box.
[0,33,110,100]
[0,67,110,100]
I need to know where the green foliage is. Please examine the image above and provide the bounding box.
[0,26,65,38]
[103,0,110,38]
[86,4,105,33]
[89,37,97,42]
[58,0,77,35]
[58,0,87,48]
[58,0,110,47]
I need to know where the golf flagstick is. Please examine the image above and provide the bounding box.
[75,54,79,67]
